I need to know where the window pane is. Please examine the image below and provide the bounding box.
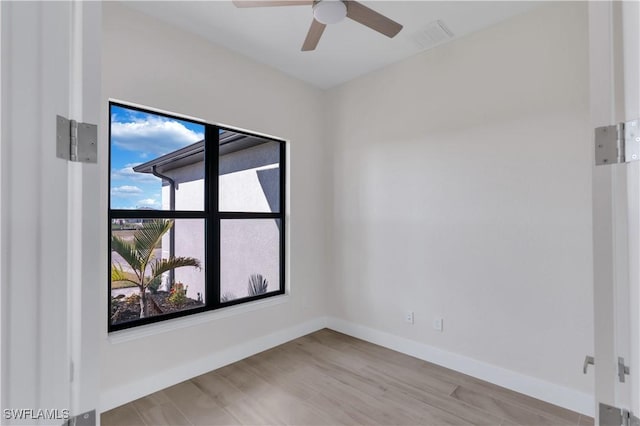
[110,218,205,326]
[110,104,205,211]
[219,131,280,213]
[220,219,281,303]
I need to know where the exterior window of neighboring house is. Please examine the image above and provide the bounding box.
[109,102,285,331]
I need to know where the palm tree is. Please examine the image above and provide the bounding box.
[111,219,201,318]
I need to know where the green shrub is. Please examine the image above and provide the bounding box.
[168,282,188,306]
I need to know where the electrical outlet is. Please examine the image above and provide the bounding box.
[405,311,414,324]
[433,317,443,332]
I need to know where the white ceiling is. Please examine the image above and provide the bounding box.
[122,1,540,89]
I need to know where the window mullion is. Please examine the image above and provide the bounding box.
[205,124,220,309]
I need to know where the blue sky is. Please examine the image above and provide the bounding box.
[110,105,204,209]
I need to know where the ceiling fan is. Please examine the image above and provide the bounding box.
[232,0,403,51]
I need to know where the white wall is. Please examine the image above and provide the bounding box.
[102,0,596,415]
[325,0,593,397]
[101,2,329,410]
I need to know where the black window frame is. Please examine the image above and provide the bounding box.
[108,101,286,332]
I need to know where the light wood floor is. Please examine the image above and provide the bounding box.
[102,329,594,426]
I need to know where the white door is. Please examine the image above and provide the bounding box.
[590,1,639,424]
[0,1,101,423]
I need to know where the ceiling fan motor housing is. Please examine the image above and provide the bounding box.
[313,0,347,25]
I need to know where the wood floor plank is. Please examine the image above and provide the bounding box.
[300,366,432,425]
[299,328,358,351]
[299,333,465,403]
[240,353,318,401]
[333,329,581,426]
[163,380,239,426]
[359,366,504,425]
[450,385,571,426]
[191,371,246,408]
[101,403,146,426]
[458,377,581,424]
[131,389,171,413]
[136,401,192,426]
[268,343,317,372]
[214,359,336,425]
[215,361,275,398]
[293,335,373,374]
[222,396,286,426]
[237,388,335,426]
[292,352,472,425]
[578,414,595,426]
[102,329,586,426]
[332,365,495,425]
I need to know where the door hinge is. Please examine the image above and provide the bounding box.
[600,403,640,426]
[56,115,97,163]
[618,356,630,382]
[583,355,595,374]
[62,410,96,426]
[595,119,639,165]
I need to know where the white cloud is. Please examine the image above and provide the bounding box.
[111,163,160,183]
[112,117,203,156]
[137,198,160,208]
[111,185,143,197]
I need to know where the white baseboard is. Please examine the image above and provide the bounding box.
[101,316,594,417]
[326,317,594,417]
[99,316,328,413]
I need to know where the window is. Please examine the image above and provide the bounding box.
[109,102,285,331]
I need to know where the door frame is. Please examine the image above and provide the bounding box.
[589,0,639,423]
[0,1,102,422]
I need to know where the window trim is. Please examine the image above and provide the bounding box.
[108,101,286,332]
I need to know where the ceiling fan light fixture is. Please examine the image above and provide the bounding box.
[312,0,347,25]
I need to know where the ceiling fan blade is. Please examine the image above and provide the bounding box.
[232,0,312,7]
[301,19,326,51]
[346,1,403,38]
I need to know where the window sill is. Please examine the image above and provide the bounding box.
[108,293,290,344]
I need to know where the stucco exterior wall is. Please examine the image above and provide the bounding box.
[160,141,281,302]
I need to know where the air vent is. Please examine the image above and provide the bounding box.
[411,20,454,49]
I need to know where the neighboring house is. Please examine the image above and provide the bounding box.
[112,209,158,227]
[133,131,281,302]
